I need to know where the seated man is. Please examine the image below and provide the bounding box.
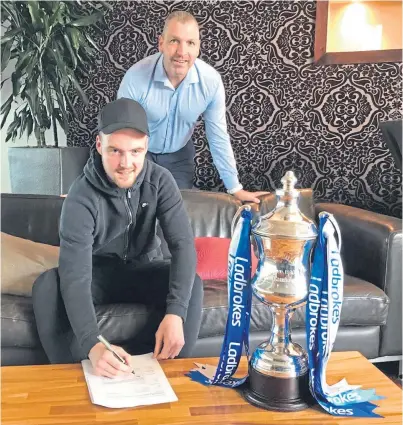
[33,98,203,378]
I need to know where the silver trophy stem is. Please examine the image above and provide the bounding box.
[251,306,307,378]
[269,306,291,354]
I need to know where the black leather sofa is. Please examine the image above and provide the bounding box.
[1,190,402,366]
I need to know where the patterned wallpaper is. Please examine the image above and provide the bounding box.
[68,1,402,218]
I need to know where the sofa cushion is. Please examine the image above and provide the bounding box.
[1,232,59,297]
[1,274,389,352]
[199,275,389,339]
[1,295,43,349]
[1,294,158,350]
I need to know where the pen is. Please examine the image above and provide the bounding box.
[97,335,135,375]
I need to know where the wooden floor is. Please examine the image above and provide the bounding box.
[2,351,402,425]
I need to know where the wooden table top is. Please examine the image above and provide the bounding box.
[1,351,402,425]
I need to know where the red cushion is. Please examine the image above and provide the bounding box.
[195,237,258,281]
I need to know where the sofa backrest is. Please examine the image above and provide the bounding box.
[181,190,242,238]
[1,194,63,246]
[182,189,315,238]
[257,188,315,220]
[1,189,315,245]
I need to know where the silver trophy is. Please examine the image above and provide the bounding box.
[240,171,318,411]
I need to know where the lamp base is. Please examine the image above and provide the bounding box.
[242,365,315,412]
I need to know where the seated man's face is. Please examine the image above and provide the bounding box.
[96,128,148,189]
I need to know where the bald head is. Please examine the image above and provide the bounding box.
[162,11,199,36]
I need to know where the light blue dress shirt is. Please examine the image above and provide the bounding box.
[117,53,241,191]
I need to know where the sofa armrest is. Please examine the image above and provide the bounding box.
[315,203,402,292]
[315,203,402,357]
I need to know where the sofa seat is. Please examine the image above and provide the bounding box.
[2,295,161,355]
[2,273,388,362]
[200,274,389,338]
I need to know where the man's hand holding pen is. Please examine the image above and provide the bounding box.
[89,337,134,378]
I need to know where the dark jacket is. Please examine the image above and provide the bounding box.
[58,150,197,356]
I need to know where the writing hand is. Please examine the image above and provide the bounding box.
[88,342,133,378]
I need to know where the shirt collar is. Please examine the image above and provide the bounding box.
[154,54,199,88]
[185,64,199,86]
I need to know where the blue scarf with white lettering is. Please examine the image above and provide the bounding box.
[306,212,384,417]
[187,209,384,417]
[187,207,252,388]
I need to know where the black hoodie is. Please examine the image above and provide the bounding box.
[58,149,197,356]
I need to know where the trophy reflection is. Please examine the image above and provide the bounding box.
[242,171,318,411]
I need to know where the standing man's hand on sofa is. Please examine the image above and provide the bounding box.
[233,189,269,204]
[89,342,133,378]
[153,314,185,360]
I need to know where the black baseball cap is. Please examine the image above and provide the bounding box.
[98,98,149,136]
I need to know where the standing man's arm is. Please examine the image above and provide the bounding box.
[59,196,132,377]
[117,69,136,100]
[154,171,197,359]
[203,79,268,203]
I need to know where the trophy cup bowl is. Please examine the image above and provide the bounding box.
[242,171,318,411]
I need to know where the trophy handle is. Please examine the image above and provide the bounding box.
[252,232,264,262]
[231,204,252,236]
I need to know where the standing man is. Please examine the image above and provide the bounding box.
[118,11,267,203]
[33,98,203,377]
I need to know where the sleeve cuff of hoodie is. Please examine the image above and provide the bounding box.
[166,303,188,322]
[81,332,101,358]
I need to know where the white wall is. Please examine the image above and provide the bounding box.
[1,25,67,193]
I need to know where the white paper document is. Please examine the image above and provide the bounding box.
[81,353,178,408]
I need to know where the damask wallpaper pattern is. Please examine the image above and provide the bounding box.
[68,1,402,217]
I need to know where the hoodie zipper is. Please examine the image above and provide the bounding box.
[123,190,133,263]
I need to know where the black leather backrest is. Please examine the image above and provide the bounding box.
[1,191,241,246]
[1,194,64,246]
[181,189,314,238]
[1,189,314,246]
[254,189,314,221]
[181,190,242,238]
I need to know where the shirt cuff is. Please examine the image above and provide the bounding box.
[221,172,242,193]
[227,184,243,195]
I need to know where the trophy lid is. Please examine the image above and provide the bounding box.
[252,171,317,240]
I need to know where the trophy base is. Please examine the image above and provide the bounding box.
[242,366,315,412]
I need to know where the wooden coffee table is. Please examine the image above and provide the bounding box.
[1,351,401,425]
